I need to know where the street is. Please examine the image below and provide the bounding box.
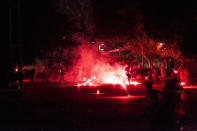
[0,82,197,131]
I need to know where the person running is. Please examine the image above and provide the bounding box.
[140,75,162,119]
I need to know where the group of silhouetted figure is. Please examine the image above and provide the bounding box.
[7,63,36,96]
[125,57,188,131]
[124,57,187,130]
[140,75,183,131]
[125,56,189,87]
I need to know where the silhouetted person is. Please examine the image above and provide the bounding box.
[149,78,183,131]
[178,57,189,84]
[160,64,166,80]
[60,69,64,83]
[10,64,20,88]
[17,64,24,96]
[8,64,16,87]
[151,64,160,81]
[11,64,24,96]
[140,76,162,119]
[162,78,183,112]
[166,57,174,77]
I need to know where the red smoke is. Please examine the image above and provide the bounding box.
[64,43,140,87]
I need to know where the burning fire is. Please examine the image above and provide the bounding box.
[76,65,141,88]
[56,43,142,88]
[77,76,99,86]
[130,81,141,86]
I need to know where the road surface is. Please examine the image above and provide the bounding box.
[0,82,197,131]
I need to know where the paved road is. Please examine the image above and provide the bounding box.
[0,83,197,131]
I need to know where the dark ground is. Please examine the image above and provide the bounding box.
[0,82,197,131]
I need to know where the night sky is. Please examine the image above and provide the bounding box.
[141,0,197,57]
[10,0,197,64]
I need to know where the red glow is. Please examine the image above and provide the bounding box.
[58,44,142,88]
[173,70,178,74]
[103,95,144,100]
[15,68,19,72]
[23,79,31,82]
[97,89,100,94]
[62,36,66,40]
[182,85,197,89]
[180,82,186,86]
[77,74,141,90]
[130,81,141,86]
[157,42,164,49]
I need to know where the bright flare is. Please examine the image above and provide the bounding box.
[180,82,186,86]
[97,89,100,94]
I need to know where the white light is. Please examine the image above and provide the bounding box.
[99,43,105,51]
[180,82,186,86]
[159,43,163,46]
[173,70,178,74]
